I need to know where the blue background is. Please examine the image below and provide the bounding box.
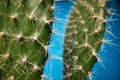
[43,0,120,80]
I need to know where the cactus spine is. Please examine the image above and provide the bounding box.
[0,0,54,80]
[64,0,108,80]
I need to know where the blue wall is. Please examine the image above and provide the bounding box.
[43,1,73,80]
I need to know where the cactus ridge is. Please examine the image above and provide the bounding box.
[0,0,54,80]
[64,0,108,80]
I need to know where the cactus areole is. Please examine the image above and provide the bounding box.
[0,0,54,80]
[64,0,107,80]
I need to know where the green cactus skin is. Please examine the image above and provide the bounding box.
[64,0,108,80]
[0,0,54,80]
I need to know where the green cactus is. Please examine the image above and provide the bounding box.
[64,0,108,80]
[0,0,54,80]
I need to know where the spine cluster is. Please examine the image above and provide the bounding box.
[64,0,108,80]
[0,0,54,80]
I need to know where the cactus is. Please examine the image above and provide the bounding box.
[64,0,108,80]
[0,0,54,80]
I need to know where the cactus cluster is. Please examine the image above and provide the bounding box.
[0,0,54,80]
[0,0,113,80]
[64,0,108,80]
